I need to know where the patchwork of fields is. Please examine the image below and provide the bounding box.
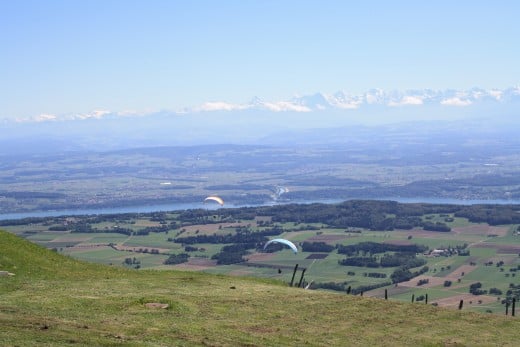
[3,202,520,315]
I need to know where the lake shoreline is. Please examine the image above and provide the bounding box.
[2,196,520,221]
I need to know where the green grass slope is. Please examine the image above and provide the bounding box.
[1,230,519,346]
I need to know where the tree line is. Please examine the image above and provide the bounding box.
[337,242,428,256]
[3,200,519,230]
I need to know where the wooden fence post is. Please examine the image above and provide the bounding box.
[513,298,516,317]
[290,264,299,287]
[384,289,388,300]
[411,294,415,303]
[425,293,428,304]
[297,268,306,288]
[458,300,463,310]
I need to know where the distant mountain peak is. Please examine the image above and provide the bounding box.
[4,86,520,124]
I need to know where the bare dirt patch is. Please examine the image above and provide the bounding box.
[445,264,478,280]
[144,303,169,309]
[432,294,497,308]
[398,275,447,288]
[452,225,508,237]
[392,264,479,291]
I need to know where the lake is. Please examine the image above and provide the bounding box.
[1,197,519,221]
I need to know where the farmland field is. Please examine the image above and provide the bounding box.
[2,200,520,314]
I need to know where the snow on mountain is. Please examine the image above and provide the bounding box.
[2,86,519,154]
[329,91,363,109]
[4,87,520,124]
[291,92,331,110]
[242,87,520,113]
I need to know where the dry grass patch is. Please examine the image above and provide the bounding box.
[173,257,218,271]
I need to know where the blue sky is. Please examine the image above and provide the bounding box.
[1,0,519,119]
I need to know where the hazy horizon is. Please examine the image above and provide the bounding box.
[1,1,519,124]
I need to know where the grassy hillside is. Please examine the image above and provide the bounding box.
[1,230,519,346]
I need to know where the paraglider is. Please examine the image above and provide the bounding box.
[204,196,224,206]
[271,186,289,200]
[263,238,298,254]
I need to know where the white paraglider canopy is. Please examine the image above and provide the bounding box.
[263,238,298,254]
[204,196,224,206]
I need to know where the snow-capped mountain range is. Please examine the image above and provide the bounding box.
[7,86,520,123]
[194,86,520,113]
[2,86,520,154]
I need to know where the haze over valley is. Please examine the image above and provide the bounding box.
[1,100,519,215]
[2,2,520,345]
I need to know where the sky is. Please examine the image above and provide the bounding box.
[1,0,519,119]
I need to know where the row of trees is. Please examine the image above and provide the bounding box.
[455,205,520,225]
[211,244,250,265]
[390,265,429,284]
[422,221,451,232]
[164,253,189,265]
[504,283,520,305]
[337,241,428,256]
[171,227,282,245]
[249,200,458,230]
[339,253,427,269]
[226,200,519,227]
[301,241,335,252]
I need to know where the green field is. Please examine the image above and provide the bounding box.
[2,202,520,315]
[2,229,520,346]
